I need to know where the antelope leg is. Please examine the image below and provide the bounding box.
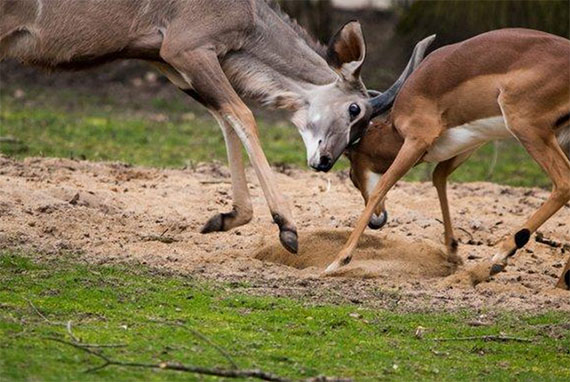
[324,138,428,274]
[432,149,476,255]
[160,47,298,253]
[491,103,570,285]
[200,111,253,233]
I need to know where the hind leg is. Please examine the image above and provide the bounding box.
[153,63,253,232]
[158,47,298,253]
[432,149,476,255]
[491,106,570,284]
[201,112,253,232]
[557,256,570,290]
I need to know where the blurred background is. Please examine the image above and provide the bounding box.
[1,0,568,187]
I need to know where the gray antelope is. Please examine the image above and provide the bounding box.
[327,29,570,289]
[0,0,429,253]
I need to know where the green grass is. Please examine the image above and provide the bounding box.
[0,89,306,169]
[0,87,550,187]
[1,252,569,381]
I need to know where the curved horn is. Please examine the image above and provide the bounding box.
[369,34,436,117]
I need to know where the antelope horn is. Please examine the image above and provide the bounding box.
[369,34,436,117]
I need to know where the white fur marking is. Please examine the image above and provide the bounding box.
[225,115,253,154]
[365,171,381,197]
[424,117,512,163]
[556,126,570,157]
[180,73,194,89]
[36,0,43,20]
[143,0,151,15]
[300,129,321,165]
[311,113,322,124]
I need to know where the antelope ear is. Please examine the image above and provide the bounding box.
[326,21,366,80]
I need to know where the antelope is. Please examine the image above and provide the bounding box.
[0,0,428,254]
[324,29,570,289]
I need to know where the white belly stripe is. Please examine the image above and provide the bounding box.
[424,116,513,163]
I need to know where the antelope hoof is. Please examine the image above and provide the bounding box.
[323,253,352,275]
[368,210,388,230]
[324,260,341,275]
[200,213,225,233]
[490,263,505,276]
[279,229,298,254]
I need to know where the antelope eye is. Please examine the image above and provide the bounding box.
[348,103,361,120]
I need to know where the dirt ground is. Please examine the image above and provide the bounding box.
[1,155,569,312]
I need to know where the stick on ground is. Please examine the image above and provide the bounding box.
[48,338,352,382]
[431,335,532,343]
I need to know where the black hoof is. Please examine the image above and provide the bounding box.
[490,263,505,275]
[279,229,298,254]
[368,211,388,230]
[200,213,224,234]
[450,238,459,253]
[565,270,570,289]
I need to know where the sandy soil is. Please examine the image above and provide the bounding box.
[1,155,569,312]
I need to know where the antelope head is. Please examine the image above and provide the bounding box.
[301,30,435,172]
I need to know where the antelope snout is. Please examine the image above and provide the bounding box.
[311,153,333,172]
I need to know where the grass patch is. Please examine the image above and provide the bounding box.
[1,252,569,381]
[0,87,550,187]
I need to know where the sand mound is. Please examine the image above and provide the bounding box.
[255,229,462,279]
[439,261,495,288]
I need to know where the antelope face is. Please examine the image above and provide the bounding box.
[310,32,436,172]
[302,85,373,172]
[301,21,372,172]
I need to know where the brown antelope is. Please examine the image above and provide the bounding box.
[323,29,570,288]
[0,0,430,253]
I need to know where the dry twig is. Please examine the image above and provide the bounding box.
[485,141,499,180]
[48,338,352,382]
[431,335,531,343]
[25,298,50,323]
[141,234,177,244]
[179,325,238,369]
[66,321,81,342]
[66,321,126,348]
[199,180,231,185]
[435,219,474,241]
[0,136,22,144]
[148,319,238,369]
[535,232,563,248]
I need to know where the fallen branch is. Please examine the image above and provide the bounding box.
[456,226,475,241]
[431,335,531,343]
[435,219,474,241]
[66,321,81,342]
[141,234,177,244]
[535,232,563,249]
[0,136,22,144]
[66,321,126,348]
[199,180,231,185]
[148,319,238,369]
[178,324,238,369]
[25,298,50,323]
[48,338,352,382]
